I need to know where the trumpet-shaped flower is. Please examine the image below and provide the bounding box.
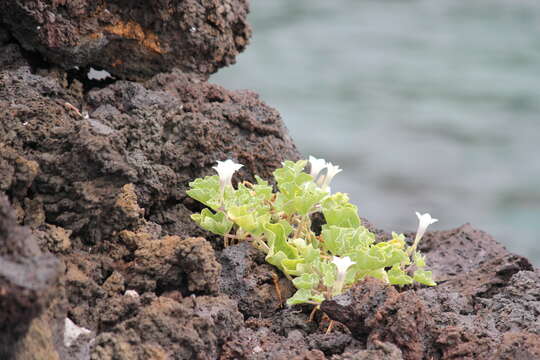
[415,212,438,242]
[308,156,342,193]
[409,212,438,255]
[308,155,327,179]
[213,159,243,197]
[331,255,356,295]
[320,162,342,191]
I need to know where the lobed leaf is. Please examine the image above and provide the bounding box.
[186,175,222,210]
[191,208,233,236]
[321,193,361,228]
[388,266,413,285]
[413,269,437,286]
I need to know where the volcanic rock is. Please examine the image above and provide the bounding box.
[0,195,60,359]
[0,0,251,80]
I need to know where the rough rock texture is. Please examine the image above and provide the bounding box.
[128,233,221,295]
[219,242,296,318]
[0,0,251,80]
[322,225,539,360]
[0,195,60,359]
[0,65,299,246]
[92,295,244,360]
[322,278,429,360]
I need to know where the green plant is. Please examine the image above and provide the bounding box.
[187,158,437,306]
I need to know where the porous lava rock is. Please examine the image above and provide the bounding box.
[0,66,300,246]
[0,194,60,359]
[219,242,296,318]
[0,0,251,80]
[91,294,244,360]
[322,225,539,360]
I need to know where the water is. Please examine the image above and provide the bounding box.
[212,0,540,265]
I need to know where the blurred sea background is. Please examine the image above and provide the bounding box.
[211,0,540,265]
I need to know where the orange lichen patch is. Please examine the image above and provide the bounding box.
[111,59,124,67]
[104,21,164,54]
[88,32,104,40]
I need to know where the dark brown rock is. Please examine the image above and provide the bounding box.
[322,278,430,360]
[494,332,540,360]
[0,145,40,199]
[92,295,243,360]
[0,0,251,80]
[0,42,29,70]
[332,341,404,360]
[128,233,221,295]
[219,242,296,318]
[322,225,539,360]
[417,223,510,280]
[0,194,60,359]
[0,67,299,245]
[64,256,108,329]
[220,327,326,360]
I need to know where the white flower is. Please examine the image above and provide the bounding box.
[415,211,438,243]
[213,159,243,194]
[331,255,356,296]
[332,255,356,274]
[308,155,327,178]
[320,162,342,191]
[308,156,342,192]
[408,211,438,255]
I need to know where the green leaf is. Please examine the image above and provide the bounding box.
[186,175,222,210]
[413,252,427,268]
[190,209,233,236]
[321,193,361,228]
[372,242,410,267]
[282,258,305,276]
[252,175,273,200]
[292,184,327,215]
[311,292,325,304]
[272,160,318,215]
[320,261,337,288]
[286,288,312,305]
[273,160,310,189]
[365,268,389,283]
[413,269,436,286]
[388,266,413,285]
[265,250,289,272]
[292,273,320,290]
[264,222,298,271]
[352,247,386,270]
[389,232,406,249]
[286,288,325,305]
[321,225,375,255]
[227,205,270,235]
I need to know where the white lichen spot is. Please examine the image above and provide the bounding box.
[124,289,140,298]
[64,318,91,348]
[87,67,112,81]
